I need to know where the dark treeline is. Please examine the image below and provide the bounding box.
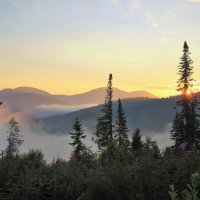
[1,41,200,199]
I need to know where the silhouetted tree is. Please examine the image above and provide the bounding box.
[171,41,200,149]
[188,93,200,148]
[115,98,129,148]
[171,112,185,146]
[177,42,193,96]
[132,128,142,153]
[69,117,86,159]
[6,117,23,157]
[95,74,113,149]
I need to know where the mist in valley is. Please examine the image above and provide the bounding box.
[0,101,172,161]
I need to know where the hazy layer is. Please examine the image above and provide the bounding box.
[0,103,172,162]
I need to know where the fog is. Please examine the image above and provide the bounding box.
[0,103,97,162]
[0,122,172,162]
[0,121,98,162]
[145,123,172,150]
[28,104,96,119]
[0,103,172,162]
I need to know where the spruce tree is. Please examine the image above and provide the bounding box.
[69,117,86,159]
[171,112,186,146]
[115,98,129,148]
[177,41,194,143]
[6,117,23,157]
[95,74,113,149]
[132,128,142,152]
[188,93,200,147]
[177,41,193,96]
[171,41,200,149]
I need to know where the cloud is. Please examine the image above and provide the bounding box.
[0,103,23,123]
[130,0,141,10]
[156,37,171,45]
[145,13,159,28]
[187,0,200,2]
[145,85,174,90]
[111,0,121,5]
[111,0,141,10]
[10,0,43,14]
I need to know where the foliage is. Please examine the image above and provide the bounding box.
[169,185,179,200]
[142,137,160,158]
[169,172,200,200]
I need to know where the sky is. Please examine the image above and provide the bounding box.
[1,0,200,97]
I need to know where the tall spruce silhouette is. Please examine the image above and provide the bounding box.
[171,41,200,149]
[69,117,86,159]
[95,74,113,149]
[115,98,129,148]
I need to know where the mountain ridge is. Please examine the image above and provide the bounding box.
[0,87,157,113]
[0,86,156,98]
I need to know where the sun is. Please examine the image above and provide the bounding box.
[185,90,192,97]
[187,90,191,95]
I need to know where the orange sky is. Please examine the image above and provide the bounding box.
[1,0,200,97]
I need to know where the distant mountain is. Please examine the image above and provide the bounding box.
[0,87,156,114]
[0,93,58,112]
[34,95,182,135]
[54,87,156,105]
[14,87,51,96]
[0,87,50,97]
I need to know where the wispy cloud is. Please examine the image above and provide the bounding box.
[156,37,171,45]
[111,0,141,9]
[145,13,159,28]
[111,0,121,5]
[145,85,175,91]
[130,0,141,10]
[187,0,200,3]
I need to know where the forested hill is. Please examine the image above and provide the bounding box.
[34,95,188,135]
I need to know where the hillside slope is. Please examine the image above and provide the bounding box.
[34,96,181,135]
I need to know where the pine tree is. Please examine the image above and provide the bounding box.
[132,129,142,152]
[171,41,200,149]
[171,112,186,146]
[95,74,113,149]
[6,117,23,157]
[115,98,129,148]
[188,93,200,148]
[177,41,193,96]
[69,117,86,159]
[177,41,194,144]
